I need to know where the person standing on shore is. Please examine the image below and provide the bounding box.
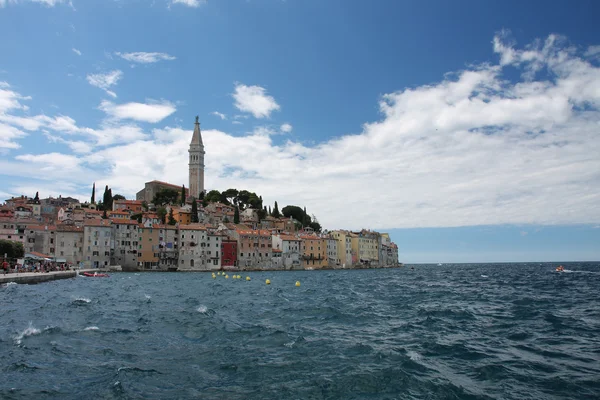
[2,259,8,275]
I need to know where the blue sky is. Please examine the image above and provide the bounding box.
[0,0,599,263]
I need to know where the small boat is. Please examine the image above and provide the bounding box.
[83,272,110,278]
[555,265,564,272]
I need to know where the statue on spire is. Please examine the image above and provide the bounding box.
[195,115,199,124]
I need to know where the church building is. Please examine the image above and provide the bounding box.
[136,117,205,203]
[188,116,205,199]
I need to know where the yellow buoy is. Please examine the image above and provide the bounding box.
[246,276,251,281]
[265,279,271,285]
[212,275,216,279]
[225,274,229,279]
[295,281,301,287]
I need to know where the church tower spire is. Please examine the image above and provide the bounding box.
[189,116,205,199]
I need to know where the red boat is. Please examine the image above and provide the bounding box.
[82,272,110,278]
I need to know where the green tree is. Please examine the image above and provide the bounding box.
[157,207,167,224]
[0,240,24,260]
[268,205,272,216]
[142,201,148,211]
[34,191,39,202]
[272,201,281,218]
[91,182,96,204]
[205,190,222,203]
[191,198,199,223]
[282,205,312,226]
[113,194,125,201]
[309,214,322,233]
[102,185,109,210]
[234,206,240,224]
[302,206,308,227]
[168,208,177,225]
[248,193,261,209]
[152,188,179,206]
[237,190,251,209]
[198,191,205,200]
[180,185,186,206]
[107,188,113,211]
[131,213,143,222]
[102,209,108,219]
[222,188,239,205]
[257,207,267,221]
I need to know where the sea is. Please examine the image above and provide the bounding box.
[1,262,599,400]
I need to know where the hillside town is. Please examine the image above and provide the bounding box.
[0,118,399,272]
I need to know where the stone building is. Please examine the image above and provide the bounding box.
[111,219,139,270]
[331,230,354,268]
[25,225,56,257]
[326,236,339,267]
[157,224,179,270]
[136,180,188,204]
[300,235,327,269]
[138,225,159,270]
[271,234,302,269]
[55,225,84,265]
[188,116,206,199]
[178,224,211,271]
[83,219,112,268]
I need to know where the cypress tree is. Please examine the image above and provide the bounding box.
[103,185,109,209]
[181,185,186,206]
[34,191,39,202]
[234,206,240,224]
[272,201,281,218]
[108,188,113,211]
[91,183,95,204]
[191,198,199,223]
[268,205,272,216]
[303,206,307,227]
[168,209,176,225]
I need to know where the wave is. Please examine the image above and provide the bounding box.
[14,322,41,345]
[72,297,91,305]
[84,326,99,331]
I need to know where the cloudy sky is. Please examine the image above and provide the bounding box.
[0,0,599,262]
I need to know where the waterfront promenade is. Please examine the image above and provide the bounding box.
[0,269,107,285]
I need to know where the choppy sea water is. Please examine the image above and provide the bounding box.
[1,263,600,400]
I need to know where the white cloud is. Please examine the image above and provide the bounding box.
[585,45,600,60]
[232,83,280,119]
[115,52,176,64]
[72,48,82,56]
[171,0,205,7]
[0,82,31,113]
[99,100,176,123]
[232,121,242,125]
[2,34,600,231]
[280,123,292,133]
[86,70,123,98]
[0,123,27,148]
[211,111,226,120]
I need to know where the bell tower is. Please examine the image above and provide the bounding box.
[188,116,205,199]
